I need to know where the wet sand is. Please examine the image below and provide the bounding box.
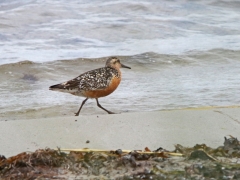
[0,106,240,158]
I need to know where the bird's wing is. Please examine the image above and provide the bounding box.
[78,67,115,91]
[54,67,116,91]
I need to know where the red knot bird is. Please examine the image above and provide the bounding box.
[49,57,131,116]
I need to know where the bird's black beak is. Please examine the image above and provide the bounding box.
[121,63,131,69]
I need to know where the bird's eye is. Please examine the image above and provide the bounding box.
[113,59,119,64]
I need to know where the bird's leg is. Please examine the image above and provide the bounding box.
[96,98,115,114]
[75,98,88,116]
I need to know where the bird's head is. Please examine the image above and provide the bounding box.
[105,57,131,69]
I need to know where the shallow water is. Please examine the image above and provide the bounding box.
[0,0,240,120]
[1,50,240,120]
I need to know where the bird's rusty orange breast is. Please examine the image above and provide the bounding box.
[83,76,121,98]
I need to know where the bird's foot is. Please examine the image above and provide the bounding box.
[108,111,115,114]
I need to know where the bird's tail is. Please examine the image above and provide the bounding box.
[49,83,68,92]
[49,82,79,95]
[50,84,63,89]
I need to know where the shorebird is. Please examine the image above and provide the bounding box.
[49,57,131,116]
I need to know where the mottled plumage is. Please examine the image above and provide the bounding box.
[50,67,120,95]
[49,57,131,116]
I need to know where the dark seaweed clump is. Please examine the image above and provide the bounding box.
[0,136,240,179]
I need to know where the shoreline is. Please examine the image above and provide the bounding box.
[1,106,240,157]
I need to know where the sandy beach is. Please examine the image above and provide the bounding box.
[1,106,239,158]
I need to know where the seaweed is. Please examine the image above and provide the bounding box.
[0,136,240,179]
